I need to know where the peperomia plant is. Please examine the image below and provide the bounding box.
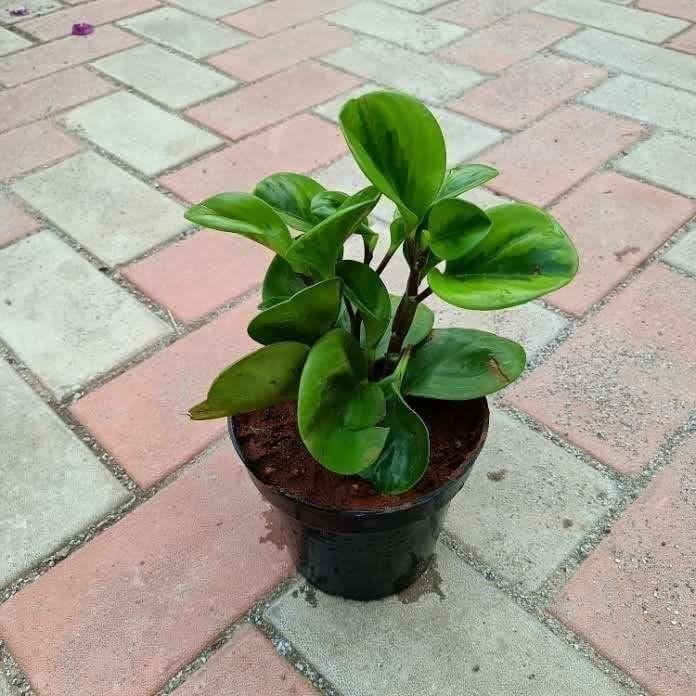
[187,90,578,495]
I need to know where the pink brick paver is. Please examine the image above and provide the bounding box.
[667,24,696,54]
[187,61,361,141]
[553,435,696,696]
[208,20,354,81]
[0,121,81,181]
[123,230,272,323]
[70,298,259,488]
[225,0,353,37]
[0,446,292,696]
[429,0,537,28]
[176,625,317,696]
[449,54,607,131]
[0,195,40,246]
[548,172,696,316]
[636,0,696,22]
[160,113,347,203]
[16,0,161,40]
[506,264,696,475]
[484,105,644,206]
[0,25,140,87]
[0,67,116,133]
[439,12,577,73]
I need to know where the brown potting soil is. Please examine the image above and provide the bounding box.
[232,397,487,511]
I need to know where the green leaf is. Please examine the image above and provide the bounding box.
[185,192,292,256]
[403,328,526,400]
[427,198,491,261]
[435,164,499,203]
[375,295,434,360]
[389,217,407,251]
[311,190,380,254]
[336,260,391,347]
[428,203,578,310]
[344,382,387,430]
[360,384,429,494]
[286,186,380,278]
[254,173,325,233]
[260,255,306,309]
[298,329,389,474]
[339,90,446,230]
[189,342,309,419]
[248,278,342,345]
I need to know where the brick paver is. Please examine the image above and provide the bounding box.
[160,113,347,202]
[187,61,361,140]
[0,445,291,696]
[484,105,644,206]
[122,230,271,322]
[70,298,259,488]
[553,436,696,695]
[547,172,695,316]
[3,0,696,692]
[439,12,577,73]
[175,625,317,696]
[0,194,39,247]
[507,264,696,474]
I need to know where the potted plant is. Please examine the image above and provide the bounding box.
[186,90,578,600]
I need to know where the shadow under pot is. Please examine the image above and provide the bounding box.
[228,395,489,601]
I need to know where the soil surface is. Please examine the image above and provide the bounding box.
[232,397,487,511]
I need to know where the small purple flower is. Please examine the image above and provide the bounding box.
[9,6,29,16]
[71,22,94,36]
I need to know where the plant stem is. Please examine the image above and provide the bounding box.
[344,299,361,341]
[375,246,396,275]
[363,239,373,266]
[415,286,432,303]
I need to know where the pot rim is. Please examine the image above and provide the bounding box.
[228,396,489,521]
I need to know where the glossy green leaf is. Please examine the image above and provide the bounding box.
[248,278,341,345]
[360,384,429,494]
[189,342,309,419]
[185,192,292,256]
[260,255,306,309]
[336,260,390,347]
[298,329,389,474]
[344,382,387,430]
[286,186,380,278]
[435,164,499,202]
[389,216,407,251]
[403,328,526,400]
[339,90,446,230]
[375,295,435,360]
[254,173,325,233]
[428,203,578,309]
[311,190,380,254]
[427,198,491,261]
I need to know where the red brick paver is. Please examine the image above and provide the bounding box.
[0,121,81,181]
[439,12,577,73]
[208,20,353,81]
[160,113,346,203]
[17,0,161,40]
[176,625,317,696]
[667,25,696,54]
[636,0,696,22]
[0,26,140,87]
[70,298,259,488]
[429,0,537,28]
[225,0,353,37]
[187,61,361,141]
[0,446,292,696]
[0,67,116,133]
[484,105,644,206]
[449,54,607,131]
[548,172,695,316]
[0,195,40,246]
[553,435,696,696]
[123,230,272,323]
[506,264,696,474]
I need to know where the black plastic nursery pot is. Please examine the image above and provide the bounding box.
[228,396,489,601]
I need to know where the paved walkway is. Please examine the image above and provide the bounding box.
[1,0,696,694]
